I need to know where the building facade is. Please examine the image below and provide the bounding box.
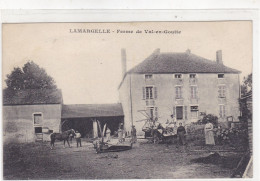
[3,88,124,143]
[3,89,62,142]
[119,49,241,135]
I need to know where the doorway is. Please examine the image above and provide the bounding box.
[176,106,183,120]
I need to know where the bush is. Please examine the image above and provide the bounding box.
[215,127,248,148]
[197,114,218,127]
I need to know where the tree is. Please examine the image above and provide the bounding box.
[5,61,57,91]
[241,73,252,96]
[239,73,252,122]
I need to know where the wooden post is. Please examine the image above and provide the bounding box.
[93,118,98,138]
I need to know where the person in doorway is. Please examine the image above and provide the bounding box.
[131,125,137,143]
[75,130,82,147]
[106,127,111,142]
[204,120,215,145]
[177,123,186,145]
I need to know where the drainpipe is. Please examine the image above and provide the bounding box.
[130,73,133,128]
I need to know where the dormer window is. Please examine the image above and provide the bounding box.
[218,74,224,78]
[190,74,196,78]
[145,74,153,80]
[174,74,182,79]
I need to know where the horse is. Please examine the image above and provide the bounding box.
[50,129,76,149]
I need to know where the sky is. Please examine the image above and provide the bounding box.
[2,22,252,104]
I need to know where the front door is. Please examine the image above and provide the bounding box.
[176,106,183,120]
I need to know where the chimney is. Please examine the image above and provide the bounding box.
[216,50,223,64]
[186,49,191,54]
[153,48,160,54]
[121,48,127,78]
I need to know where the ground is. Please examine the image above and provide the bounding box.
[4,138,244,179]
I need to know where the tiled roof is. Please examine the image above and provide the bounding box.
[128,51,241,74]
[62,103,124,119]
[3,89,62,105]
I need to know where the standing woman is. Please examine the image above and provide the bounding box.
[204,121,215,145]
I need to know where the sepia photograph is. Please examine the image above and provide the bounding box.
[2,21,253,179]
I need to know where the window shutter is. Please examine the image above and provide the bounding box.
[219,105,222,118]
[155,107,158,118]
[154,87,157,99]
[223,105,226,117]
[218,87,221,97]
[142,87,145,99]
[172,106,175,117]
[184,106,188,120]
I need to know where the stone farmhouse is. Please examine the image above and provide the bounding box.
[118,49,241,135]
[3,48,241,142]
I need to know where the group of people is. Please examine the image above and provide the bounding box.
[112,123,137,143]
[70,119,215,147]
[154,114,216,146]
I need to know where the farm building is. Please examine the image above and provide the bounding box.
[3,88,124,143]
[118,49,241,135]
[3,89,63,142]
[61,104,124,138]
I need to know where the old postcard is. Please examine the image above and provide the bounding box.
[2,21,253,179]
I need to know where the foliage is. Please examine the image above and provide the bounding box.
[241,73,252,96]
[5,61,57,91]
[215,127,248,148]
[197,114,218,127]
[239,73,252,122]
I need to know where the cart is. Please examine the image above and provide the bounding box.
[93,120,132,153]
[138,110,177,144]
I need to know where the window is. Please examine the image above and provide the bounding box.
[145,87,153,99]
[190,74,196,78]
[218,74,224,78]
[219,105,226,118]
[145,74,153,80]
[190,86,197,99]
[175,86,182,99]
[175,74,182,79]
[143,86,157,100]
[190,106,199,119]
[33,113,42,125]
[218,86,226,98]
[34,127,42,133]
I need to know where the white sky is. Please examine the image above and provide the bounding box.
[2,22,252,104]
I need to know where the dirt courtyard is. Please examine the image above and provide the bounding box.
[4,139,242,179]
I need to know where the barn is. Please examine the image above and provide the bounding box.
[3,89,63,142]
[61,104,124,138]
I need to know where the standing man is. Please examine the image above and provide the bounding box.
[75,130,82,147]
[131,125,137,143]
[177,123,186,145]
